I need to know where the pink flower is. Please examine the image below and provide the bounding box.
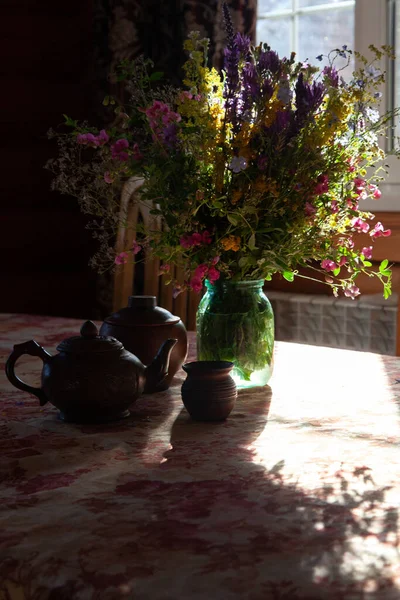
[353,177,366,192]
[202,230,212,245]
[179,235,193,249]
[104,171,114,184]
[347,238,355,249]
[347,159,356,173]
[361,246,373,259]
[76,132,98,146]
[131,240,142,255]
[145,100,181,143]
[321,259,338,272]
[212,255,220,265]
[351,217,370,233]
[338,256,347,267]
[207,267,220,283]
[331,201,339,214]
[344,284,360,300]
[115,252,129,265]
[97,129,109,145]
[159,264,170,274]
[191,233,203,246]
[179,231,210,249]
[347,198,359,210]
[111,139,129,161]
[190,276,203,293]
[369,222,391,238]
[368,184,381,200]
[76,133,88,144]
[179,91,193,102]
[132,143,143,161]
[194,264,208,278]
[315,174,329,195]
[305,202,316,216]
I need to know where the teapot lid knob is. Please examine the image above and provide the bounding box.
[80,321,98,339]
[128,296,157,309]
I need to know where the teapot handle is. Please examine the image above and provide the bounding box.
[5,340,52,406]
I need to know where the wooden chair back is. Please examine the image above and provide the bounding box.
[113,178,200,330]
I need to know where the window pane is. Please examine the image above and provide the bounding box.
[395,0,400,142]
[298,8,355,79]
[257,17,292,58]
[258,0,291,13]
[299,0,354,6]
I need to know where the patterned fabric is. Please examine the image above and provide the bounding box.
[1,314,400,599]
[93,0,257,86]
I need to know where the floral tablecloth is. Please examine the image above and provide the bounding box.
[0,314,400,600]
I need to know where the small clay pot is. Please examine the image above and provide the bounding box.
[181,361,237,421]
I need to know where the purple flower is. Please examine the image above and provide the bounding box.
[234,32,250,56]
[295,73,325,118]
[163,122,179,148]
[222,2,235,50]
[322,66,339,88]
[228,156,248,173]
[258,49,281,75]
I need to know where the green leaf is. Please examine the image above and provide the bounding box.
[379,259,389,272]
[63,114,78,128]
[248,233,256,250]
[149,71,164,81]
[238,257,250,268]
[363,260,372,267]
[213,200,223,208]
[381,269,391,277]
[227,214,239,226]
[384,286,391,299]
[333,267,341,276]
[282,270,295,282]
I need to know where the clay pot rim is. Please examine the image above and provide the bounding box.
[183,360,234,374]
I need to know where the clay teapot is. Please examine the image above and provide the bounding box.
[5,320,177,423]
[100,296,188,393]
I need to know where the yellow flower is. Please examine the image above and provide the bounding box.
[221,235,241,251]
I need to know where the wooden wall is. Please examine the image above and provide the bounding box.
[265,211,400,298]
[0,0,98,319]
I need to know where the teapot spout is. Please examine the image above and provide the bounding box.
[145,338,177,393]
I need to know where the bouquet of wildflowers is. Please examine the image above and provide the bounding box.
[48,4,400,301]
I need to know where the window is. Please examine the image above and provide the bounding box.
[257,0,400,209]
[257,0,355,80]
[389,0,400,143]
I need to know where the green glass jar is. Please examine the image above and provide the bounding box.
[196,279,274,389]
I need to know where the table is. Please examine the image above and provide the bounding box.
[1,314,400,600]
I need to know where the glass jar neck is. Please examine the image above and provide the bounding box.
[205,279,264,292]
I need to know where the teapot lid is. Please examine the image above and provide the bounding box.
[103,296,181,327]
[57,321,123,354]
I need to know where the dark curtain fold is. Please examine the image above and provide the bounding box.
[93,0,257,87]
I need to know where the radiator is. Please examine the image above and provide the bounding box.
[267,291,398,356]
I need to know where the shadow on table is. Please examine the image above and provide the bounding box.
[161,385,398,599]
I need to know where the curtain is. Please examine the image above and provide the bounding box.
[94,0,257,87]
